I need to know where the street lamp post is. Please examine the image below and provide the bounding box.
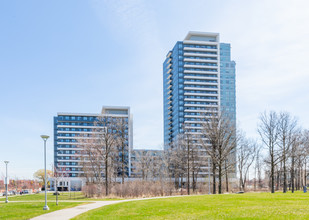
[41,135,50,211]
[4,161,9,203]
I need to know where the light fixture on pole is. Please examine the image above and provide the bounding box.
[4,161,9,203]
[41,135,50,211]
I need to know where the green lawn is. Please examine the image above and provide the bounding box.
[73,192,309,219]
[0,192,120,201]
[0,202,84,220]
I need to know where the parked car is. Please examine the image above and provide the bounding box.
[22,190,29,194]
[2,191,12,196]
[9,191,16,195]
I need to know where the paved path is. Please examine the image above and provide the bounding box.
[31,200,125,220]
[31,195,185,220]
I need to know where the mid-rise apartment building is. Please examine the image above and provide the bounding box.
[53,106,133,190]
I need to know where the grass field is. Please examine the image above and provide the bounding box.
[0,192,120,201]
[73,192,309,219]
[0,201,85,220]
[0,192,119,219]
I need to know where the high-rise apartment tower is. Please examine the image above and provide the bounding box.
[163,31,236,148]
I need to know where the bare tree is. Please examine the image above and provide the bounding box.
[96,115,118,196]
[79,114,118,196]
[302,130,309,186]
[255,149,263,189]
[166,139,186,191]
[116,117,128,184]
[52,166,69,205]
[178,124,199,195]
[237,133,258,191]
[133,150,152,180]
[200,110,236,194]
[291,131,307,192]
[258,111,280,193]
[277,112,298,193]
[290,132,302,193]
[80,136,104,185]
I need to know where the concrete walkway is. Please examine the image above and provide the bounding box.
[31,200,125,220]
[31,196,184,220]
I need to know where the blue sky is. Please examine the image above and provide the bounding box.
[0,0,308,179]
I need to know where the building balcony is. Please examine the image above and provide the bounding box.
[184,70,217,74]
[57,154,81,157]
[184,75,217,80]
[184,52,217,57]
[183,47,217,52]
[184,103,218,107]
[183,40,218,46]
[184,98,218,102]
[57,165,83,168]
[184,81,218,85]
[184,58,217,63]
[184,108,217,113]
[184,87,218,91]
[184,115,211,118]
[57,159,81,162]
[184,92,218,97]
[57,147,82,151]
[184,64,218,69]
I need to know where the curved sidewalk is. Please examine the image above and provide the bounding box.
[31,195,184,220]
[31,200,124,220]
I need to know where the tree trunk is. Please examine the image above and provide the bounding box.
[122,145,124,184]
[105,157,109,196]
[239,174,242,191]
[283,154,287,193]
[212,161,216,194]
[291,156,295,193]
[276,168,279,191]
[271,148,275,193]
[218,163,222,194]
[225,160,229,192]
[304,159,307,187]
[187,145,190,195]
[225,172,229,192]
[192,170,196,192]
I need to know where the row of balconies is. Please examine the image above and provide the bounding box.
[184,70,217,74]
[184,98,218,102]
[184,92,218,97]
[184,81,217,86]
[184,87,218,91]
[183,76,217,81]
[184,52,217,58]
[183,47,217,52]
[184,103,218,107]
[184,58,217,63]
[184,64,218,69]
